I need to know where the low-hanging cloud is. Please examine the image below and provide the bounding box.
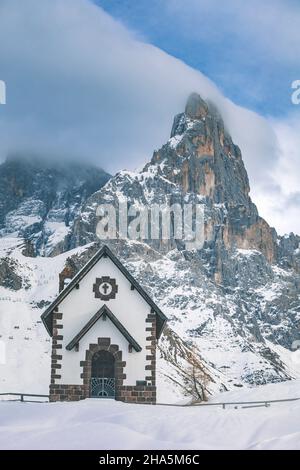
[257,115,300,235]
[0,0,298,234]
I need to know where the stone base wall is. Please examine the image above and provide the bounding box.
[118,385,156,404]
[49,383,156,403]
[49,384,85,402]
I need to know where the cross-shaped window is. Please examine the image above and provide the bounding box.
[102,283,110,294]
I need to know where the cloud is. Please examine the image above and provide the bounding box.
[166,0,300,66]
[255,115,300,235]
[0,0,220,169]
[0,0,298,234]
[96,0,300,115]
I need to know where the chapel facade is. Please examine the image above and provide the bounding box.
[41,245,167,403]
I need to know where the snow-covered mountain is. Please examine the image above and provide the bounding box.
[0,155,110,256]
[1,94,300,402]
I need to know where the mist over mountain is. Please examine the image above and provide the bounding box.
[0,154,110,256]
[1,0,300,235]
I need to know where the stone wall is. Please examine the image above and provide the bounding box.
[118,385,156,403]
[49,384,85,402]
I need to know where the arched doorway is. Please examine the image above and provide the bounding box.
[90,350,115,398]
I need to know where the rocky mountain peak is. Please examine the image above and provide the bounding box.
[151,93,250,205]
[145,94,277,265]
[184,92,209,120]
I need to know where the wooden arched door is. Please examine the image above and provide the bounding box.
[90,350,115,398]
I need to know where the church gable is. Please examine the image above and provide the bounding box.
[41,245,167,339]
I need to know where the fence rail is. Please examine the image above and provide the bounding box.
[194,397,300,409]
[156,396,300,408]
[0,393,49,403]
[0,393,299,408]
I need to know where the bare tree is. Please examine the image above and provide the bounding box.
[184,347,209,403]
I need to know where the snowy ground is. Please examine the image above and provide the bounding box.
[0,380,299,450]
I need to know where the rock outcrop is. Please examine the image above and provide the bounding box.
[148,93,277,266]
[0,257,23,290]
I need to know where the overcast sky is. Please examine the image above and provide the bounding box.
[0,0,299,235]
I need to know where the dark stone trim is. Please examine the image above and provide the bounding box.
[144,312,156,389]
[93,276,118,300]
[80,339,127,400]
[51,354,62,360]
[136,380,147,386]
[49,310,64,397]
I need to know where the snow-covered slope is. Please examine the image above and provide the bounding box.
[0,239,90,393]
[1,237,299,403]
[1,380,300,450]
